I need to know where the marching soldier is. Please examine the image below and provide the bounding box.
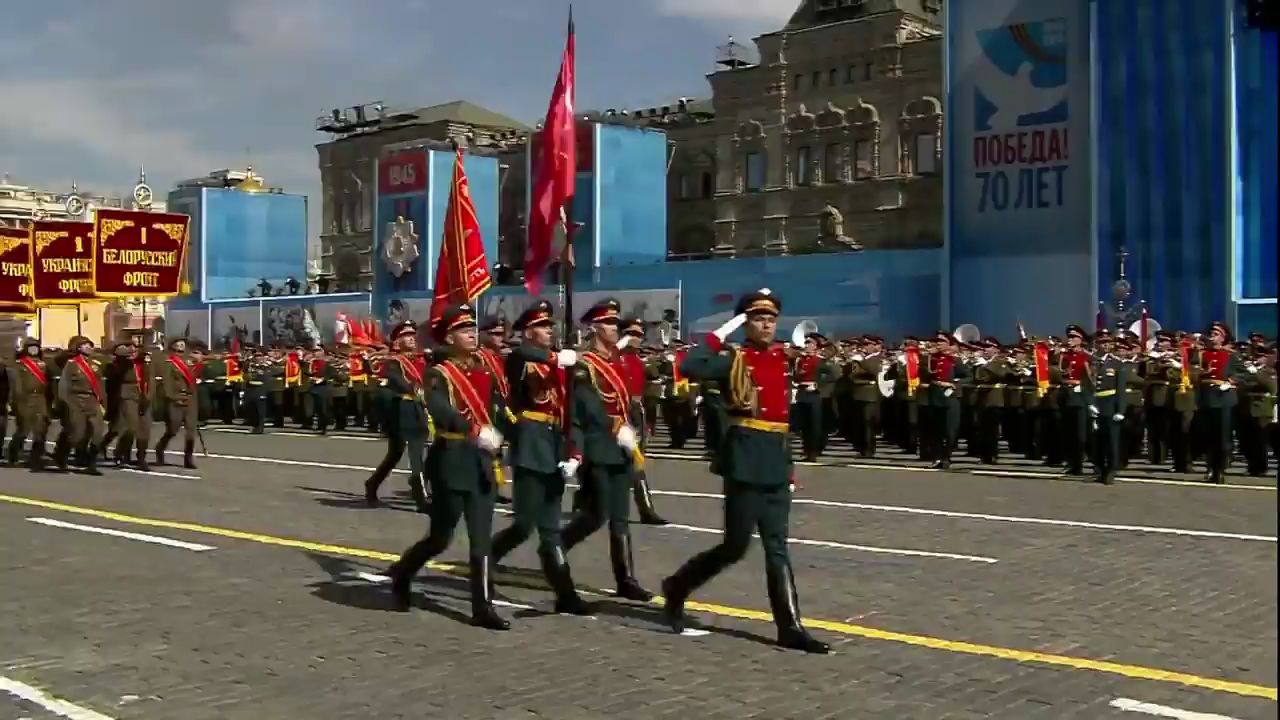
[244,346,275,434]
[385,304,512,630]
[330,348,351,431]
[1090,335,1127,484]
[195,345,216,426]
[619,317,668,525]
[489,300,593,615]
[155,337,200,469]
[363,321,430,512]
[56,336,107,475]
[1058,325,1093,477]
[8,338,52,471]
[660,340,697,448]
[305,346,335,434]
[1196,322,1245,484]
[559,298,654,603]
[222,346,244,424]
[477,315,513,506]
[1168,335,1198,473]
[346,345,370,428]
[105,339,152,470]
[1242,344,1277,476]
[662,289,829,653]
[1143,332,1176,465]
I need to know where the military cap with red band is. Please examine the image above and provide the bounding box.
[514,300,555,331]
[580,298,622,325]
[433,304,477,342]
[389,320,417,343]
[734,288,781,316]
[621,317,645,337]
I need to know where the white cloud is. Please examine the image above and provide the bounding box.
[655,0,796,24]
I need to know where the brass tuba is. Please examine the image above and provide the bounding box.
[791,320,818,348]
[953,323,981,344]
[1129,317,1162,351]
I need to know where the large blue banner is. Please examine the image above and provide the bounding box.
[201,189,308,302]
[947,0,1093,335]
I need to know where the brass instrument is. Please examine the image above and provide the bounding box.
[791,320,818,348]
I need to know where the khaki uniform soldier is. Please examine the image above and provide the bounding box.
[155,337,200,469]
[1142,332,1177,465]
[8,338,52,471]
[105,340,152,471]
[971,339,1011,464]
[56,335,107,475]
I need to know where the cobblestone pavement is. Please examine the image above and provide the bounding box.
[0,424,1275,720]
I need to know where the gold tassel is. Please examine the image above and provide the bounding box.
[492,460,506,486]
[631,447,645,470]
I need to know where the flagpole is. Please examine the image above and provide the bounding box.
[560,201,577,457]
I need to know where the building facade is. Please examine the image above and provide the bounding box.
[660,0,944,259]
[314,101,528,292]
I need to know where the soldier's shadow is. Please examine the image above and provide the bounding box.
[296,484,427,514]
[302,551,472,627]
[575,598,777,648]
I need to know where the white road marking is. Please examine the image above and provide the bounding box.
[352,571,535,610]
[659,523,999,563]
[26,517,215,552]
[0,675,116,720]
[81,446,1276,544]
[679,628,711,637]
[1109,697,1241,719]
[969,468,1272,492]
[118,468,198,480]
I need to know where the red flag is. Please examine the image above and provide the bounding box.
[524,10,577,294]
[430,150,492,325]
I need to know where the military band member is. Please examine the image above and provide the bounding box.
[660,340,697,448]
[105,339,152,470]
[243,346,275,434]
[305,346,335,434]
[792,332,827,462]
[55,336,107,475]
[1058,325,1093,477]
[345,346,370,428]
[1196,322,1245,484]
[846,335,886,458]
[969,339,1011,464]
[619,317,668,525]
[661,289,828,653]
[155,337,200,469]
[489,300,593,615]
[559,298,654,602]
[222,346,244,424]
[920,332,968,470]
[194,344,215,426]
[386,304,512,630]
[1242,344,1277,476]
[1143,332,1176,465]
[1090,335,1127,484]
[363,322,431,512]
[8,338,52,471]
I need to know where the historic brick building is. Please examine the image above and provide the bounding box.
[658,0,944,259]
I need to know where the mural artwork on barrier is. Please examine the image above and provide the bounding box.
[210,306,261,349]
[948,0,1093,334]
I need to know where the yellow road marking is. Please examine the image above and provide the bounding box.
[0,491,1275,702]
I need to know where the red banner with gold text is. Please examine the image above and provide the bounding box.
[92,209,190,297]
[30,220,95,304]
[0,227,35,315]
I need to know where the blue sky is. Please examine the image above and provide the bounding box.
[0,0,796,241]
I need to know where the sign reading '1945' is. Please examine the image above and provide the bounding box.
[378,149,428,195]
[30,220,96,304]
[0,227,35,315]
[92,208,190,297]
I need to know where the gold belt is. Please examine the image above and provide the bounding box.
[519,410,558,424]
[1095,389,1117,397]
[438,431,468,440]
[977,384,1006,389]
[728,417,789,433]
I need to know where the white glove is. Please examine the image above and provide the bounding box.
[695,395,703,406]
[851,353,865,362]
[1088,405,1100,417]
[1073,384,1083,393]
[1218,381,1234,391]
[664,353,675,361]
[475,425,503,452]
[557,458,580,480]
[615,336,634,351]
[1247,365,1260,374]
[1112,413,1124,422]
[1020,368,1033,376]
[943,388,954,398]
[615,424,638,452]
[895,352,906,363]
[712,313,747,342]
[556,349,578,368]
[1169,360,1183,369]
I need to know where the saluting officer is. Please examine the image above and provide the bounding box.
[56,336,107,475]
[8,338,52,471]
[489,300,593,614]
[155,337,200,469]
[559,298,654,603]
[662,289,829,654]
[385,304,512,630]
[363,322,431,512]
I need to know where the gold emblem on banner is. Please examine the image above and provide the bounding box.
[34,230,68,256]
[0,236,24,256]
[98,218,135,245]
[152,222,186,243]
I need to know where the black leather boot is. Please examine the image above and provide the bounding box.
[154,436,170,466]
[768,564,829,654]
[135,443,150,472]
[609,533,653,602]
[52,437,71,472]
[632,473,668,526]
[385,561,413,612]
[469,557,510,630]
[183,439,197,469]
[83,443,103,476]
[539,548,593,616]
[660,575,688,634]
